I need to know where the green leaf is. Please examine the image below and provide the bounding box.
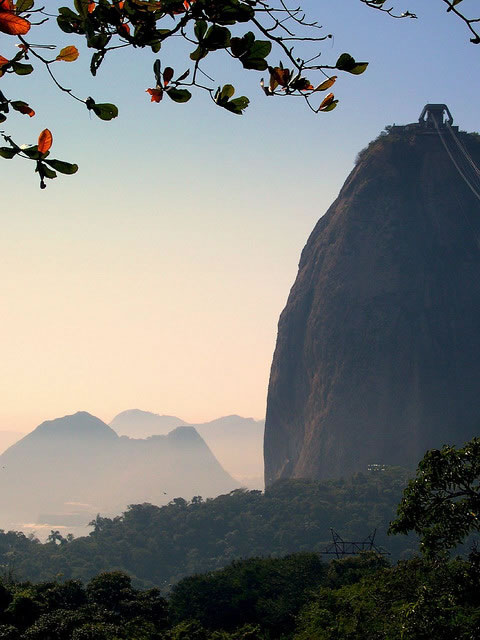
[246,39,272,61]
[45,159,79,175]
[0,147,18,159]
[22,146,42,159]
[335,54,368,75]
[89,102,119,121]
[176,69,190,82]
[74,0,90,17]
[216,87,249,115]
[335,53,356,71]
[211,1,254,24]
[153,59,161,85]
[11,62,33,76]
[15,0,34,12]
[240,57,268,71]
[41,164,57,179]
[58,7,79,19]
[190,45,207,62]
[234,2,255,22]
[0,114,6,124]
[230,32,254,58]
[87,33,110,50]
[90,51,106,76]
[203,25,231,51]
[349,63,368,75]
[194,20,208,41]
[238,39,271,71]
[57,8,84,34]
[224,96,249,115]
[220,84,235,101]
[166,88,191,103]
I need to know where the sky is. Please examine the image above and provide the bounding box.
[0,0,478,434]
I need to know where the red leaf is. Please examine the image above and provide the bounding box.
[163,67,174,86]
[0,12,30,35]
[38,129,53,154]
[16,103,35,117]
[146,87,163,103]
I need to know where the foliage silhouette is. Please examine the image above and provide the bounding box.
[1,0,477,187]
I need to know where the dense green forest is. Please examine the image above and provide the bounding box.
[0,442,479,638]
[0,550,478,639]
[0,470,416,587]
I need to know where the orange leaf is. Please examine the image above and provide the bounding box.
[0,55,8,67]
[270,67,291,87]
[146,87,163,103]
[0,0,14,11]
[38,129,53,154]
[88,1,95,13]
[16,103,35,117]
[0,12,30,35]
[56,45,79,62]
[314,76,337,92]
[319,92,335,110]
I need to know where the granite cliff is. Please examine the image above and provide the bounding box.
[265,122,480,484]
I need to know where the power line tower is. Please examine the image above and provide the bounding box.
[320,529,389,559]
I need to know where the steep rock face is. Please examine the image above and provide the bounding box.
[265,130,480,484]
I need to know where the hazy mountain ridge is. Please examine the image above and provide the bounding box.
[0,430,26,455]
[110,410,188,437]
[0,411,238,536]
[110,410,265,488]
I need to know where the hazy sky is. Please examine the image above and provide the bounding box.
[1,1,478,433]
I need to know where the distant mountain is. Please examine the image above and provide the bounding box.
[0,431,25,455]
[0,411,238,535]
[110,411,265,489]
[110,410,188,438]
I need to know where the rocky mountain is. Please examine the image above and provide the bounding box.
[265,118,480,484]
[0,411,238,534]
[110,411,264,488]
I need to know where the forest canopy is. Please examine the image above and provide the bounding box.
[0,470,414,587]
